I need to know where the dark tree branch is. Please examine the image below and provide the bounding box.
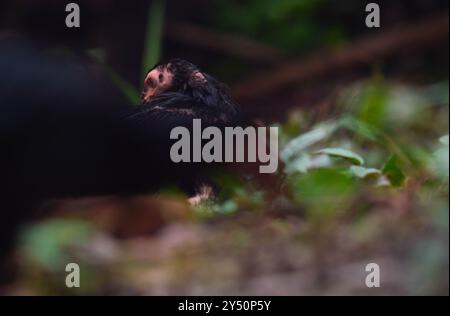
[166,21,285,63]
[232,14,449,101]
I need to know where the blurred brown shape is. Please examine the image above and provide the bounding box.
[46,195,190,238]
[232,13,449,101]
[166,21,285,63]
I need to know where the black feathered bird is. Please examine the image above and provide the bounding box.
[0,40,242,267]
[130,59,242,197]
[137,58,240,124]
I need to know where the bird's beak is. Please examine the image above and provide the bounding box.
[142,89,157,103]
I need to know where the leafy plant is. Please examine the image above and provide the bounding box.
[142,0,166,79]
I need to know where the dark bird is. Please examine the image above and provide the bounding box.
[130,58,242,199]
[138,58,240,126]
[0,39,242,272]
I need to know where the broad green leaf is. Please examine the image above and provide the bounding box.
[280,121,338,162]
[284,153,331,174]
[316,148,365,166]
[20,219,93,271]
[382,155,406,187]
[339,116,380,142]
[350,166,381,179]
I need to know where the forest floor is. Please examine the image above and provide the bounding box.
[4,74,449,296]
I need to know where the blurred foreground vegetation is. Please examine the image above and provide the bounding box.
[1,0,448,295]
[8,76,448,295]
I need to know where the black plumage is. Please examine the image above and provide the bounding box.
[129,58,242,195]
[0,40,242,265]
[134,58,240,126]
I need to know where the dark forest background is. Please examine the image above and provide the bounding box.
[0,0,448,295]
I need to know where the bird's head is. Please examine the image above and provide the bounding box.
[140,58,240,121]
[141,58,207,104]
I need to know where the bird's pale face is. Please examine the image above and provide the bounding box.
[141,65,174,103]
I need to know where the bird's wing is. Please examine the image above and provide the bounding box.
[129,92,232,128]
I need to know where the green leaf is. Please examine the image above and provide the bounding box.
[316,147,365,166]
[382,155,406,187]
[142,0,166,79]
[20,219,93,271]
[280,121,338,162]
[284,153,332,174]
[350,165,381,179]
[107,69,140,105]
[339,116,380,142]
[87,51,140,105]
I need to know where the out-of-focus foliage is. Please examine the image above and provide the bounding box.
[13,77,448,295]
[142,0,166,79]
[214,0,347,51]
[86,0,167,105]
[3,0,448,295]
[87,49,141,105]
[21,219,93,271]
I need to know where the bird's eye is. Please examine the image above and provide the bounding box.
[158,73,164,83]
